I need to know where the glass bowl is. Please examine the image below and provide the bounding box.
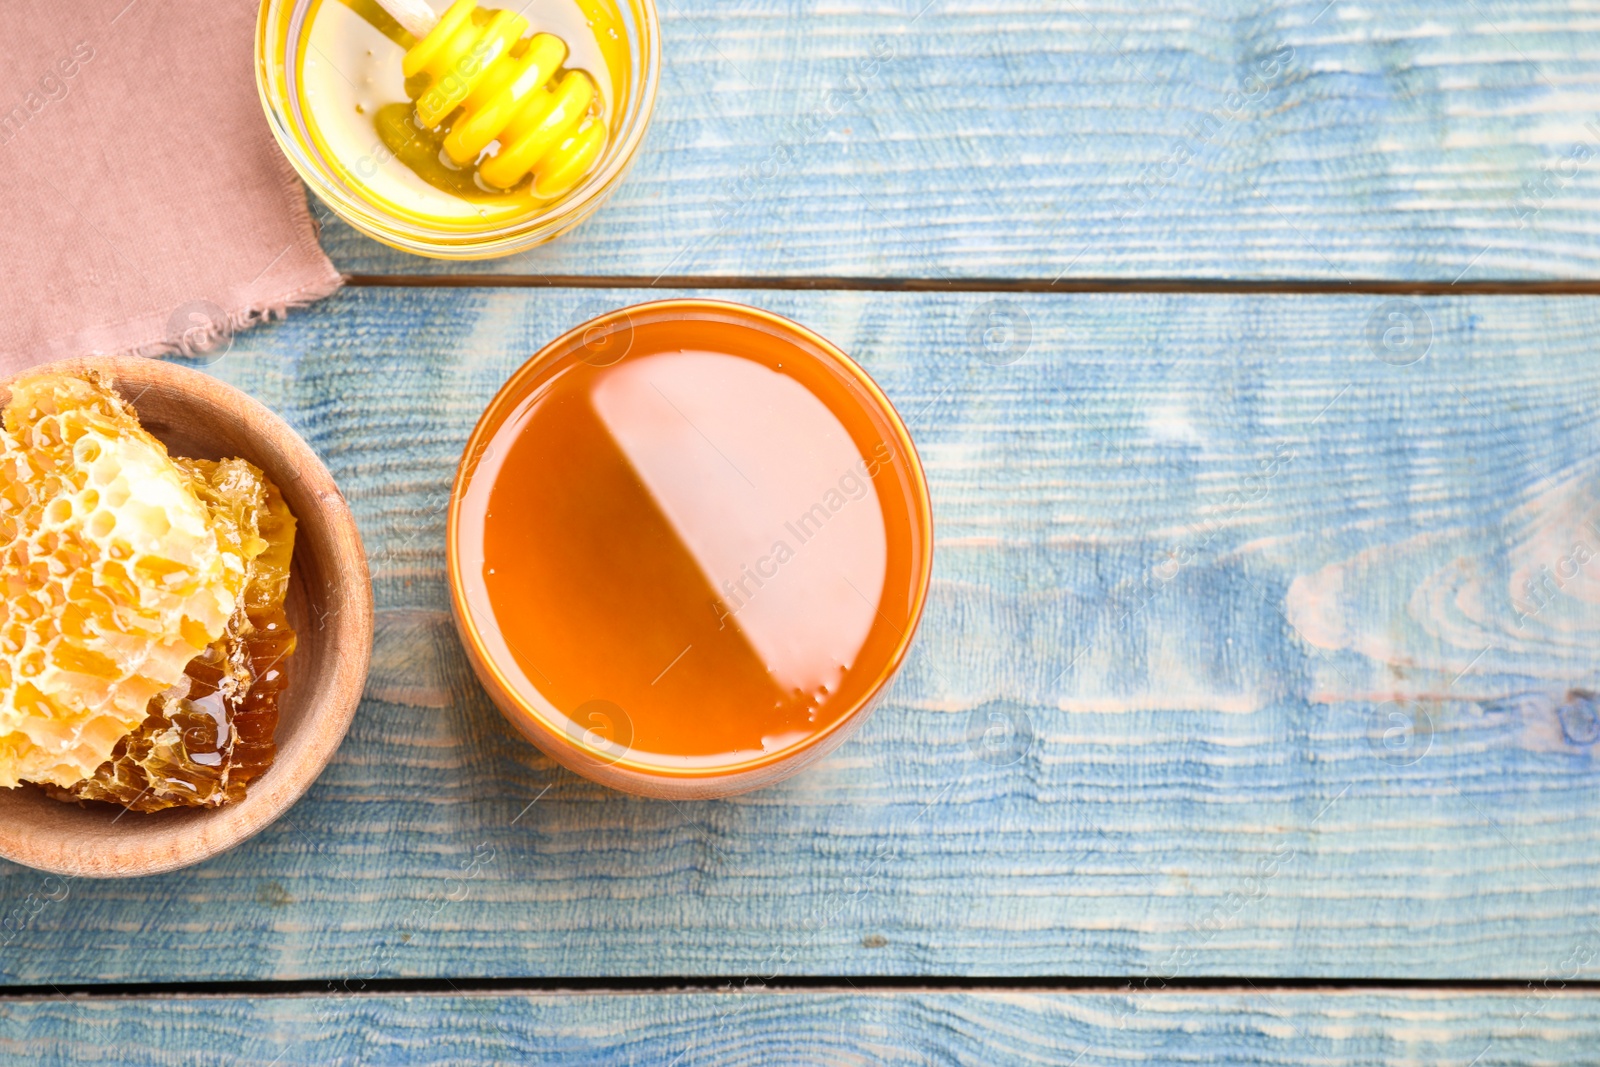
[447,301,935,798]
[255,0,659,258]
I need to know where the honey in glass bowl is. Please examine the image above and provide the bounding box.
[448,301,933,797]
[256,0,659,257]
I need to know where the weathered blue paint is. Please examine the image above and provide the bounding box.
[3,989,1598,1065]
[1,288,1596,989]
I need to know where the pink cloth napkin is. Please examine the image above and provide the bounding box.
[0,0,341,373]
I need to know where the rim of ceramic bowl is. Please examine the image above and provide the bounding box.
[255,0,660,259]
[446,299,935,783]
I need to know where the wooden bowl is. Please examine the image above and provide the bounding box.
[0,356,372,878]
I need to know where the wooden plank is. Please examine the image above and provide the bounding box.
[4,287,1600,983]
[4,989,1600,1065]
[317,0,1600,280]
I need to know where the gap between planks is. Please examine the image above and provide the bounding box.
[7,977,1600,1000]
[341,275,1600,295]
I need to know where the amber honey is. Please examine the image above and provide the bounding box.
[449,301,931,791]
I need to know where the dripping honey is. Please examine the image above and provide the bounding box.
[291,0,627,228]
[450,302,932,783]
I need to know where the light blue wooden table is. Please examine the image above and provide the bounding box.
[6,0,1600,1063]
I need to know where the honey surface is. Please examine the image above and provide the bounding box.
[457,316,924,769]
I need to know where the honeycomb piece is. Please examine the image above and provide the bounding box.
[54,459,298,811]
[0,373,240,789]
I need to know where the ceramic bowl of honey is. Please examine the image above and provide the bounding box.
[0,357,372,877]
[449,300,933,798]
[256,0,660,258]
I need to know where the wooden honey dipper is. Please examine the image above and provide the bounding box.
[377,0,607,197]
